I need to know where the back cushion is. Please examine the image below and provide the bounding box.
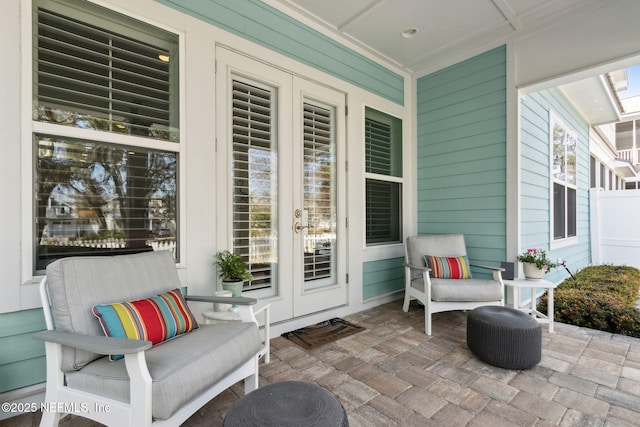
[425,255,472,279]
[45,251,181,371]
[406,234,467,279]
[93,288,198,360]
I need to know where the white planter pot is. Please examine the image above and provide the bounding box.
[523,262,544,280]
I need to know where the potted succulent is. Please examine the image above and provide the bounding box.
[516,248,556,280]
[215,250,253,297]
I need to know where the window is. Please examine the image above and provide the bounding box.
[303,101,336,282]
[33,0,179,140]
[365,107,402,245]
[32,0,180,272]
[551,114,577,241]
[609,170,614,190]
[230,78,277,290]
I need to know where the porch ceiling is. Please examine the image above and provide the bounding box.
[268,0,625,126]
[267,0,606,75]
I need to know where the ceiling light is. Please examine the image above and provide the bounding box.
[402,28,419,39]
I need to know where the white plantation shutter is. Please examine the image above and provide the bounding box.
[34,135,178,270]
[34,1,178,140]
[232,79,277,289]
[365,118,392,175]
[303,102,335,281]
[366,179,400,242]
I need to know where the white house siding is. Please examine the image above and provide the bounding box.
[520,88,591,283]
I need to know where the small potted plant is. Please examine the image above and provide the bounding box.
[516,248,556,280]
[215,250,253,297]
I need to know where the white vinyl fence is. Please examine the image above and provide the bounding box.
[590,188,640,269]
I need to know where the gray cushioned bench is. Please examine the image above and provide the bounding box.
[35,251,263,426]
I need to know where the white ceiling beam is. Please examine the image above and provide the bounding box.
[491,0,522,31]
[336,0,388,31]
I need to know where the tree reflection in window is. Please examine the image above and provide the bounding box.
[551,114,577,240]
[35,135,177,270]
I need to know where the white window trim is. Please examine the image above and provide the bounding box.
[549,112,578,250]
[21,0,187,288]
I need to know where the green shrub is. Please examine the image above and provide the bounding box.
[538,265,640,338]
[559,265,639,305]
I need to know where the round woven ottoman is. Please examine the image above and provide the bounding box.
[467,306,541,369]
[223,381,349,427]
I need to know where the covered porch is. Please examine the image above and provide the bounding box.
[10,300,640,426]
[5,0,640,421]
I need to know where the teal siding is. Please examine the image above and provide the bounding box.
[363,257,405,299]
[520,88,591,283]
[155,0,404,105]
[415,46,507,277]
[0,309,46,393]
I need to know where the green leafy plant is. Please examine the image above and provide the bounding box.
[539,265,640,337]
[516,248,556,272]
[215,250,253,282]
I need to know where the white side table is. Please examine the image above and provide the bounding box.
[503,278,558,333]
[202,309,241,323]
[202,302,271,363]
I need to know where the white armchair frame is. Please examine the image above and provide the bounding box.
[403,234,504,335]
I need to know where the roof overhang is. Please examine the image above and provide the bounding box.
[559,75,621,126]
[613,158,639,178]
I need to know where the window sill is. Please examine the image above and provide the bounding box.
[363,242,405,262]
[551,236,578,251]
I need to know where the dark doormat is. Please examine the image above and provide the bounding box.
[281,318,366,350]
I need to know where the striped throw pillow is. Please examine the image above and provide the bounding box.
[92,288,198,360]
[424,255,472,279]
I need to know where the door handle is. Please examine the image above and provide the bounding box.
[294,222,309,233]
[294,209,309,234]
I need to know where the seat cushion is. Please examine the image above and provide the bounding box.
[411,278,503,302]
[66,322,261,420]
[92,288,199,360]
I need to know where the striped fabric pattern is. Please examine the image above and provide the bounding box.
[425,255,472,279]
[93,288,198,359]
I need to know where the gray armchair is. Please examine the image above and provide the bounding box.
[34,251,262,427]
[403,234,504,335]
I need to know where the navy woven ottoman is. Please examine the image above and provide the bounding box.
[467,305,541,369]
[224,381,348,427]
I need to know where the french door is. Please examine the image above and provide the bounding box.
[216,48,347,323]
